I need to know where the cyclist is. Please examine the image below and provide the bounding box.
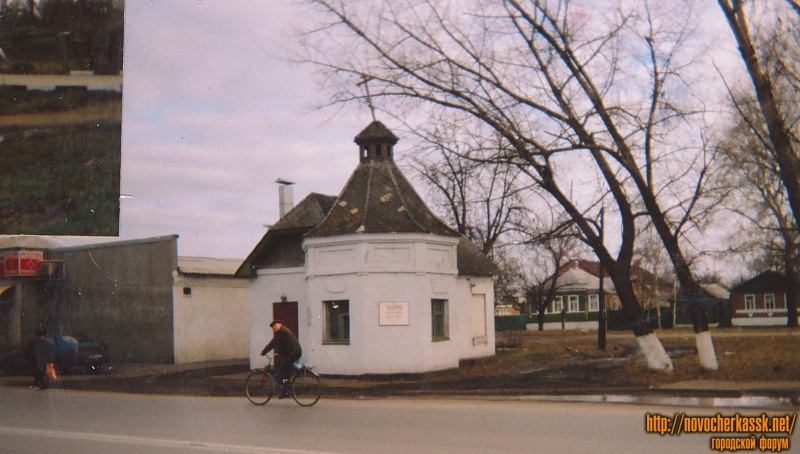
[260,320,302,398]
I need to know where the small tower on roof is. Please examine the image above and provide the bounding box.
[354,120,399,163]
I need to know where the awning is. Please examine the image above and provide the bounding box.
[0,284,14,297]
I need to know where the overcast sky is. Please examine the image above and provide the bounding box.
[15,0,750,281]
[113,0,374,259]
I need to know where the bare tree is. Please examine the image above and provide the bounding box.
[407,125,530,256]
[302,0,727,370]
[715,0,800,327]
[717,0,800,231]
[718,97,799,326]
[520,228,580,331]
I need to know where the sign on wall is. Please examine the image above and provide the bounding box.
[3,251,44,277]
[379,301,409,326]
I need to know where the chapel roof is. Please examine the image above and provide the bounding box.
[306,121,459,238]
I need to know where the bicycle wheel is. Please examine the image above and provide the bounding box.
[291,369,321,407]
[245,370,276,405]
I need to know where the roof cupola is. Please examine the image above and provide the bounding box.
[354,120,399,163]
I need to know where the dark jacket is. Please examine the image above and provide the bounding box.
[261,326,302,359]
[25,337,54,374]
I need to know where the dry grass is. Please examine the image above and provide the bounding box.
[458,329,800,387]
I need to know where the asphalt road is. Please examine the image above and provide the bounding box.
[2,386,793,453]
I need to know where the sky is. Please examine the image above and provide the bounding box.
[109,0,375,259]
[6,0,756,281]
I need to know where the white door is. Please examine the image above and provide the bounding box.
[471,294,487,339]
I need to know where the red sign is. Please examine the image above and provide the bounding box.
[3,251,43,277]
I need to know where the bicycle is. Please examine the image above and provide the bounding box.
[245,355,322,407]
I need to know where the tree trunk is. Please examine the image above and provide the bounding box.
[611,274,673,371]
[783,234,799,328]
[537,307,545,331]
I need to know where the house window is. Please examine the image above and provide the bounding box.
[432,299,449,341]
[323,300,350,344]
[568,295,579,312]
[588,294,599,312]
[182,287,192,296]
[550,296,564,313]
[764,294,775,310]
[745,294,756,310]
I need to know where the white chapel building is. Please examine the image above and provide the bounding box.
[237,121,497,375]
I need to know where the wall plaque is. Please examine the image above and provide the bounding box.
[379,301,409,326]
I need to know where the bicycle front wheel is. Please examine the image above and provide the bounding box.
[245,370,276,405]
[291,369,321,407]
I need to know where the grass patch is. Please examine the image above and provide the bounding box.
[0,123,120,235]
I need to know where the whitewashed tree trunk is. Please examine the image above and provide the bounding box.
[636,333,673,371]
[696,330,719,370]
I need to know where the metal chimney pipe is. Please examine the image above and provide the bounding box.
[276,178,294,218]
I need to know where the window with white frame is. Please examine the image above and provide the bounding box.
[764,294,776,310]
[745,294,756,310]
[588,294,599,312]
[550,296,564,313]
[568,295,579,312]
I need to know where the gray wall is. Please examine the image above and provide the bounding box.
[44,236,178,363]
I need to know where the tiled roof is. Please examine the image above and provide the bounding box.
[456,237,498,276]
[306,160,460,238]
[235,193,337,276]
[270,193,337,231]
[238,122,494,277]
[354,120,399,144]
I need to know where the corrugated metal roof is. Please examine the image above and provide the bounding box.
[730,271,787,294]
[0,235,61,250]
[701,283,730,300]
[178,256,242,276]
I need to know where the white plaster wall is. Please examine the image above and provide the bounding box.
[248,268,307,369]
[304,272,461,374]
[172,274,249,364]
[526,321,600,331]
[455,276,496,360]
[302,234,462,375]
[731,316,796,327]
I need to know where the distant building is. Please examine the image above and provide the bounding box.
[238,121,497,375]
[730,271,794,326]
[534,260,674,330]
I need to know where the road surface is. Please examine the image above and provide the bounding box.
[0,386,792,453]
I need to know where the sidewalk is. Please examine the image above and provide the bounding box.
[3,359,796,407]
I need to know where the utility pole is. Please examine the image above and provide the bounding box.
[598,207,607,350]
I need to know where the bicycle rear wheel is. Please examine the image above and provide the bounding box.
[245,370,276,405]
[291,369,321,407]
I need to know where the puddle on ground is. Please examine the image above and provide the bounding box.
[517,394,798,408]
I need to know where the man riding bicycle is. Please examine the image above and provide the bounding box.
[260,320,302,398]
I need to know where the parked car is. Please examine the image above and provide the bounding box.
[0,334,110,376]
